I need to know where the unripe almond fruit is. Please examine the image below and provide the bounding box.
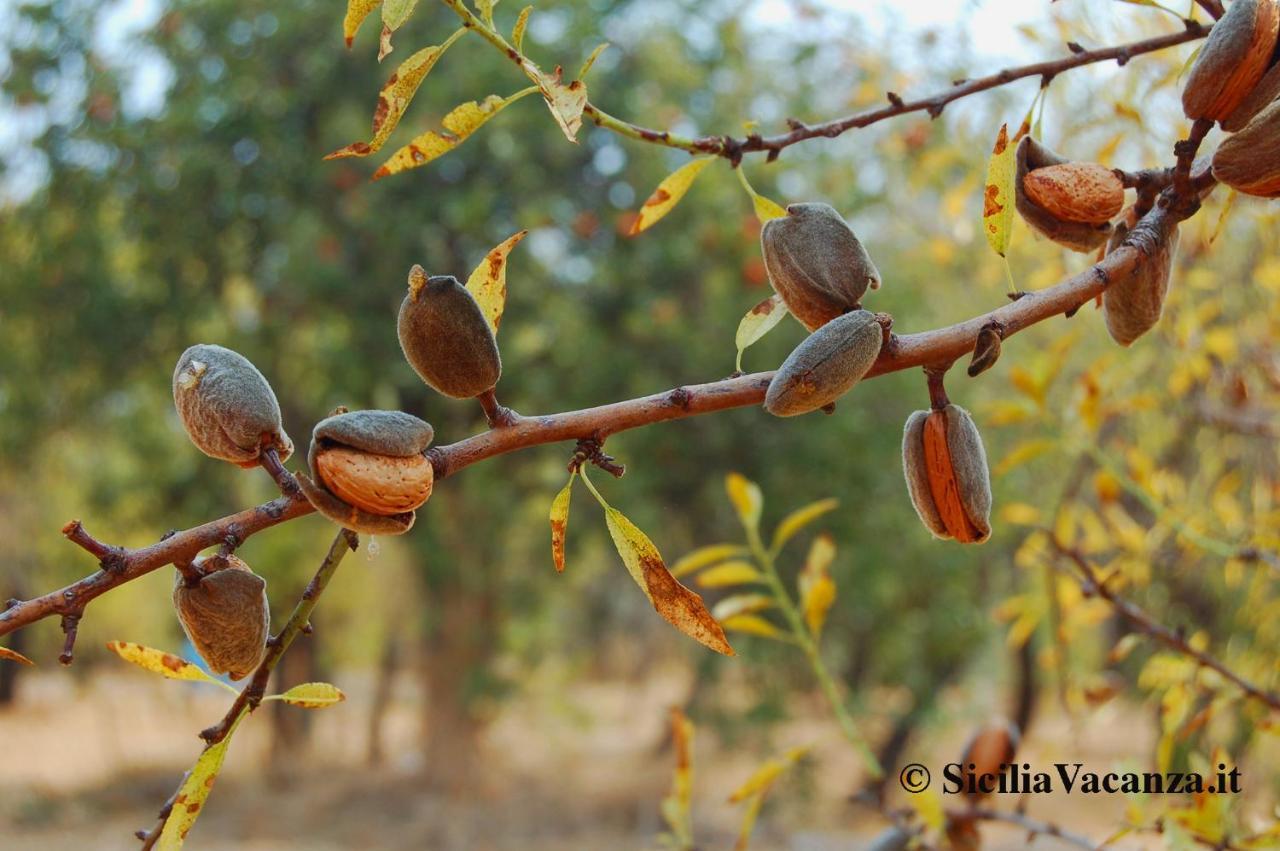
[397,266,501,399]
[1022,163,1124,226]
[295,409,434,535]
[902,404,992,543]
[1014,137,1113,253]
[764,309,883,416]
[761,203,882,332]
[172,344,293,468]
[173,554,269,681]
[1183,0,1279,123]
[1102,215,1180,346]
[1213,97,1280,196]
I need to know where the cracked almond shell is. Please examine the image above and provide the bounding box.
[902,405,992,543]
[172,344,293,467]
[397,267,502,399]
[1022,162,1124,226]
[761,202,882,332]
[173,554,269,681]
[1183,0,1280,123]
[1015,137,1113,253]
[1213,97,1280,196]
[764,309,883,416]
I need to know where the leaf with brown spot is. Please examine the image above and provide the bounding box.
[156,717,241,849]
[630,157,714,236]
[343,0,382,47]
[534,66,588,142]
[106,640,229,687]
[466,229,528,333]
[267,682,347,709]
[982,123,1017,257]
[326,28,467,160]
[374,87,538,178]
[548,473,575,572]
[733,293,788,372]
[0,645,34,666]
[603,507,734,656]
[377,23,394,62]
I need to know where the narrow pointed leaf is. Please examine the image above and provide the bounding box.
[603,507,735,656]
[671,543,750,578]
[982,123,1016,258]
[374,87,537,178]
[326,28,467,159]
[578,42,610,81]
[771,498,838,552]
[720,614,783,639]
[381,0,417,31]
[465,229,528,333]
[725,472,763,533]
[549,473,575,572]
[343,0,383,47]
[712,594,775,621]
[271,682,346,708]
[511,6,532,52]
[661,707,696,845]
[106,641,222,685]
[630,158,714,235]
[736,167,787,223]
[377,24,394,62]
[734,294,788,372]
[476,0,497,26]
[156,722,240,849]
[696,561,766,588]
[798,533,837,636]
[729,746,808,803]
[0,646,34,666]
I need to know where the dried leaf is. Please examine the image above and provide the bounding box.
[798,533,836,636]
[603,507,734,656]
[106,641,224,686]
[343,0,383,47]
[712,594,775,621]
[377,24,394,62]
[983,123,1017,258]
[0,645,34,666]
[771,497,838,552]
[511,5,531,52]
[578,42,610,81]
[534,66,588,142]
[721,614,783,639]
[696,561,766,588]
[374,87,538,178]
[725,472,763,533]
[271,682,346,709]
[734,293,788,372]
[631,158,714,236]
[671,543,750,578]
[326,28,467,159]
[156,722,240,849]
[466,229,528,333]
[549,473,575,573]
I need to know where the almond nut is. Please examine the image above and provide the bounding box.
[1213,97,1280,196]
[397,266,502,399]
[1102,214,1181,346]
[1022,163,1125,226]
[173,555,269,681]
[172,344,293,468]
[1014,137,1113,253]
[1183,0,1280,122]
[1222,55,1280,131]
[314,445,433,516]
[902,405,992,543]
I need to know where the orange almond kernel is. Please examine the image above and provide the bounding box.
[315,445,434,517]
[1022,163,1125,226]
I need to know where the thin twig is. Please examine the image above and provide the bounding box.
[949,807,1097,850]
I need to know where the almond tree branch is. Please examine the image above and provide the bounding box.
[0,188,1200,645]
[443,0,1209,162]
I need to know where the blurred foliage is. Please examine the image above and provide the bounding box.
[1,0,1279,842]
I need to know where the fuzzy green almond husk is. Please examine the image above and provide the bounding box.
[397,269,502,399]
[172,343,293,466]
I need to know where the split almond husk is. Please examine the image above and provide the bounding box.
[1183,0,1280,123]
[1015,137,1113,253]
[1022,162,1124,226]
[902,405,992,543]
[1214,97,1280,196]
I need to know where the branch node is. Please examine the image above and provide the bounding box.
[886,91,904,108]
[668,387,693,410]
[569,437,625,478]
[58,611,82,666]
[478,388,521,428]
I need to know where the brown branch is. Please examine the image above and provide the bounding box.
[1048,536,1280,712]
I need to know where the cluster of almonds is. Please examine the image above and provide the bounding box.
[758,203,994,544]
[165,265,504,674]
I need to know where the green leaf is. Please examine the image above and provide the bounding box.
[734,294,788,372]
[578,42,610,81]
[630,158,714,235]
[511,6,532,52]
[268,682,346,709]
[771,497,838,552]
[465,229,528,333]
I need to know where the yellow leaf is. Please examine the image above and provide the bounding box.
[106,641,224,686]
[712,594,775,621]
[343,0,382,47]
[994,438,1055,478]
[734,294,789,372]
[729,747,807,803]
[381,0,417,31]
[0,645,34,666]
[630,158,715,235]
[271,682,346,709]
[999,503,1042,526]
[578,42,610,81]
[511,6,531,52]
[475,0,496,26]
[661,707,696,845]
[696,561,766,588]
[908,789,946,834]
[720,614,783,639]
[671,543,750,578]
[374,87,538,178]
[798,533,837,636]
[982,123,1017,258]
[156,718,242,849]
[735,167,787,223]
[771,498,838,552]
[465,229,528,333]
[549,473,574,573]
[725,472,763,533]
[326,28,467,159]
[603,507,734,655]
